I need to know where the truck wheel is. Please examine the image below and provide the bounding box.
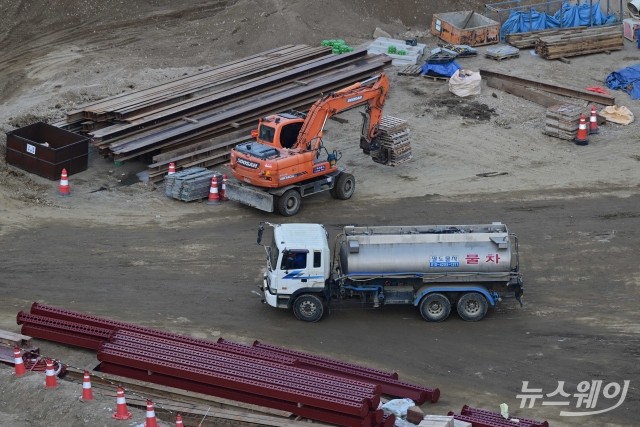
[293,294,324,322]
[277,189,301,216]
[334,173,355,200]
[419,293,451,322]
[456,292,488,322]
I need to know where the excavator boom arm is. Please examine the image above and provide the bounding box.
[293,73,389,151]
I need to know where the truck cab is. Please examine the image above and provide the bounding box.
[258,223,331,321]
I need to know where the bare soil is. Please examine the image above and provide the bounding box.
[1,1,639,427]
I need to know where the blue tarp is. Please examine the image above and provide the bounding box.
[606,65,640,100]
[420,61,460,78]
[500,1,618,40]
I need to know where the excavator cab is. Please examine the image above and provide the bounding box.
[256,112,306,149]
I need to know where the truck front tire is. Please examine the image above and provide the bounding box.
[333,173,355,200]
[419,293,451,322]
[456,292,488,321]
[293,294,324,322]
[277,189,301,216]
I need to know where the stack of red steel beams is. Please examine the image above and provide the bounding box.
[448,405,549,427]
[17,303,442,426]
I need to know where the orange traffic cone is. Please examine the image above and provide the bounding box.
[112,386,132,420]
[145,399,158,427]
[81,370,93,400]
[207,176,220,205]
[168,162,176,175]
[13,347,26,376]
[589,105,599,134]
[45,359,57,388]
[221,174,229,201]
[58,168,70,196]
[574,113,589,146]
[175,413,184,426]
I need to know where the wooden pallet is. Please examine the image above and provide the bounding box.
[485,52,520,61]
[422,74,449,81]
[398,65,422,76]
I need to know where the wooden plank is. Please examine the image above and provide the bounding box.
[64,367,292,417]
[485,77,560,107]
[479,68,615,105]
[0,329,32,346]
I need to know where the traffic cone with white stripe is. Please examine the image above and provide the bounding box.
[221,174,229,201]
[45,359,57,388]
[207,176,220,205]
[145,399,158,427]
[13,347,26,376]
[168,162,176,175]
[175,413,184,426]
[589,105,599,134]
[574,113,589,146]
[58,168,70,196]
[81,370,93,400]
[112,386,132,420]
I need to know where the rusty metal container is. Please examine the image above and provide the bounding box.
[431,11,500,46]
[6,122,89,180]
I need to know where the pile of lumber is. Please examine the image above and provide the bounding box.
[534,25,623,59]
[506,26,587,48]
[543,104,582,140]
[54,45,391,181]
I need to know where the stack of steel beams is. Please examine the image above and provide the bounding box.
[448,405,549,427]
[55,45,391,182]
[17,303,442,426]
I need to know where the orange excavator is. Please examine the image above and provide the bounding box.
[226,73,411,216]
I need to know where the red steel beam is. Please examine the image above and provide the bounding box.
[99,361,375,427]
[252,340,398,380]
[19,324,104,350]
[104,339,379,407]
[97,346,371,418]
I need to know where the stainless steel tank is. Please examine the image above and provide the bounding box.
[338,223,514,280]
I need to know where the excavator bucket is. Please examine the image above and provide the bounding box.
[225,180,275,212]
[371,116,413,166]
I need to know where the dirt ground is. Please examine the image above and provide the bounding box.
[1,1,639,427]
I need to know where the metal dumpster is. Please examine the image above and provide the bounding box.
[6,122,89,180]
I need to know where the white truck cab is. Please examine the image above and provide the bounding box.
[258,223,331,316]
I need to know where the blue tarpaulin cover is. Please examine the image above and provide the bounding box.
[500,1,618,40]
[606,65,640,100]
[420,61,460,78]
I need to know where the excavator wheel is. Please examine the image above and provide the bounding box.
[277,189,302,216]
[332,173,355,200]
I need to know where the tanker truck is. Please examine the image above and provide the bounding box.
[256,222,524,322]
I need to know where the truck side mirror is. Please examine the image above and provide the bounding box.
[257,224,264,245]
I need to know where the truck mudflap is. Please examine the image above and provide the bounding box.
[225,180,274,212]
